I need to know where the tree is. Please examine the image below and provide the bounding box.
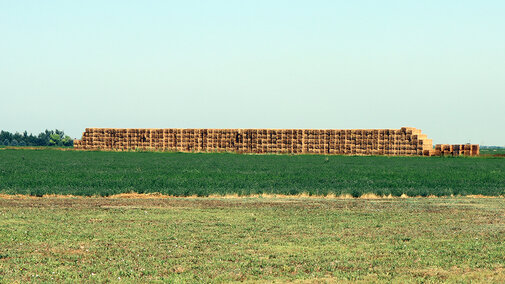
[13,132,23,142]
[0,131,12,143]
[49,134,62,146]
[11,139,18,146]
[0,129,73,147]
[62,135,73,146]
[19,141,27,146]
[38,130,52,146]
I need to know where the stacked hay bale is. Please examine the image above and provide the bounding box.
[435,144,479,156]
[73,127,478,156]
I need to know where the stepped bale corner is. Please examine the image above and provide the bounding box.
[73,127,479,156]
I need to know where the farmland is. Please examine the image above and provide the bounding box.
[480,148,505,156]
[1,197,505,282]
[1,149,505,282]
[0,148,504,197]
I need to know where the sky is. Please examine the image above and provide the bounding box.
[1,1,504,145]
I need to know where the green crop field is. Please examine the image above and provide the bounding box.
[0,148,504,197]
[1,197,505,282]
[480,148,505,156]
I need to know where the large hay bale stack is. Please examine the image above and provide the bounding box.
[72,127,478,157]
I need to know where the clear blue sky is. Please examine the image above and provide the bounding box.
[1,1,504,145]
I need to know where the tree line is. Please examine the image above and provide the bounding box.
[0,130,73,147]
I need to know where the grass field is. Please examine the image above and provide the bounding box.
[480,148,505,156]
[1,197,504,282]
[0,149,504,197]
